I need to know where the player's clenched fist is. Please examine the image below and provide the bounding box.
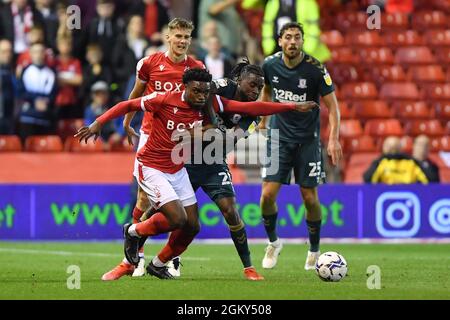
[74,121,102,144]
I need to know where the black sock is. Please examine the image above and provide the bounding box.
[229,223,252,268]
[262,213,278,243]
[306,220,321,252]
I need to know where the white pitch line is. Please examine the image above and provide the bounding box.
[0,248,210,261]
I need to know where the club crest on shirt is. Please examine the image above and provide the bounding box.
[272,76,279,83]
[298,78,307,89]
[159,64,165,71]
[324,73,333,86]
[173,107,178,114]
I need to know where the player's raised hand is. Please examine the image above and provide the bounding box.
[124,125,140,146]
[327,138,343,166]
[294,101,320,112]
[74,120,102,144]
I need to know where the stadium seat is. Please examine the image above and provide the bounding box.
[384,31,424,48]
[380,82,420,101]
[369,65,407,85]
[25,135,63,152]
[344,152,379,183]
[335,11,368,31]
[341,82,378,100]
[358,47,394,65]
[381,12,410,30]
[321,30,345,47]
[434,47,450,64]
[64,136,104,152]
[0,135,22,152]
[339,119,364,138]
[407,65,446,83]
[423,84,450,100]
[434,101,450,121]
[330,48,357,64]
[404,120,445,137]
[352,100,394,120]
[344,135,377,154]
[447,122,450,135]
[412,10,448,29]
[393,101,432,120]
[364,119,404,137]
[346,31,383,47]
[431,136,450,152]
[395,46,435,65]
[57,118,85,140]
[109,136,135,152]
[424,29,450,47]
[326,64,363,83]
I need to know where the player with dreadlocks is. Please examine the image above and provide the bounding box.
[136,60,267,280]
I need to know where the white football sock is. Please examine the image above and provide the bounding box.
[152,256,165,267]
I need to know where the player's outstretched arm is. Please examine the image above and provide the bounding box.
[75,98,143,144]
[123,80,147,145]
[221,96,319,116]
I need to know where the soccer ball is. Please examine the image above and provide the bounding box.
[315,251,348,282]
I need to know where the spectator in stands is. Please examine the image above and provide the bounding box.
[84,0,124,66]
[198,0,244,59]
[54,35,83,119]
[79,43,113,107]
[242,0,330,62]
[129,0,170,44]
[56,1,84,60]
[202,36,234,79]
[413,135,440,183]
[35,0,58,51]
[197,20,233,61]
[84,81,116,141]
[0,0,45,56]
[17,42,57,143]
[363,136,428,184]
[0,39,17,135]
[15,26,55,77]
[112,15,149,97]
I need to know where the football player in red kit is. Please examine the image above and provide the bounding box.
[76,68,318,280]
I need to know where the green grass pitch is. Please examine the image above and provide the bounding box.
[1,241,449,300]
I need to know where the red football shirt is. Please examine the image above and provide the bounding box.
[136,52,204,134]
[55,57,82,107]
[97,91,296,174]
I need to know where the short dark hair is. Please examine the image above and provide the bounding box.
[279,22,304,38]
[182,68,212,84]
[229,57,264,81]
[168,18,194,31]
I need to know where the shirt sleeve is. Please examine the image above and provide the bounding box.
[215,95,295,116]
[319,65,335,97]
[140,91,165,112]
[136,56,150,83]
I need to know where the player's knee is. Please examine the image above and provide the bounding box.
[260,192,277,207]
[170,213,188,229]
[183,218,200,235]
[221,206,240,226]
[302,191,319,207]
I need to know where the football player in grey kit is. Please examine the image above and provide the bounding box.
[258,22,343,270]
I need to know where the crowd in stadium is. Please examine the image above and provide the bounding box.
[0,0,449,183]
